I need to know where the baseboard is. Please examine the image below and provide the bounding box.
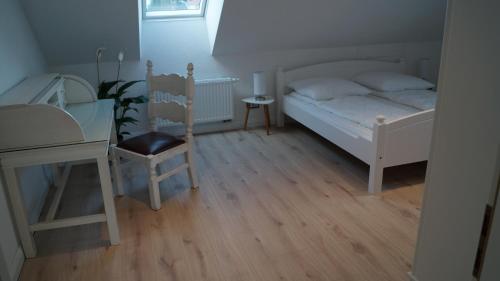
[10,247,24,281]
[408,271,419,281]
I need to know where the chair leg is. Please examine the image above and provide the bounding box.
[148,161,161,210]
[185,150,199,189]
[156,163,162,175]
[110,146,124,196]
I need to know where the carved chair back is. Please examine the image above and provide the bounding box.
[146,60,195,140]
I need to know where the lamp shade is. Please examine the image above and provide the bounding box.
[253,71,266,96]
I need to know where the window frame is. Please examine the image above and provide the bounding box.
[142,0,207,20]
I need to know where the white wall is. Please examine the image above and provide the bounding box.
[52,18,443,135]
[411,1,500,280]
[213,0,446,55]
[20,0,141,65]
[205,0,224,54]
[0,0,50,280]
[0,0,46,94]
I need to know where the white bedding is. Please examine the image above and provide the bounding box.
[371,90,436,110]
[285,93,373,139]
[286,92,421,130]
[288,92,322,106]
[318,95,419,129]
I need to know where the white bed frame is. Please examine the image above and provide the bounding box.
[276,59,434,193]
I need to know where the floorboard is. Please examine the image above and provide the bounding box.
[20,125,425,281]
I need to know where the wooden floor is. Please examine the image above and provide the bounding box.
[20,125,426,281]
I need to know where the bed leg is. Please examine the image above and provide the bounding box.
[368,163,383,193]
[368,115,386,193]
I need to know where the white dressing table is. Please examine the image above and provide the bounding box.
[0,74,120,258]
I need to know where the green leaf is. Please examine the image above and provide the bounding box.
[116,80,144,97]
[119,96,147,108]
[99,79,147,135]
[116,116,139,126]
[107,93,120,99]
[120,97,133,107]
[122,107,139,115]
[130,96,148,104]
[98,80,122,99]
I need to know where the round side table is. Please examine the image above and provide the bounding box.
[241,96,275,135]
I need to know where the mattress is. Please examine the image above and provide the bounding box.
[285,93,373,139]
[286,92,421,132]
[371,90,437,110]
[287,92,323,106]
[318,95,419,129]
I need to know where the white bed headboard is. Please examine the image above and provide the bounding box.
[276,58,406,126]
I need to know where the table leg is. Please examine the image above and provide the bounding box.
[110,119,118,145]
[3,167,37,258]
[263,105,270,135]
[109,146,125,196]
[96,156,120,245]
[244,103,251,130]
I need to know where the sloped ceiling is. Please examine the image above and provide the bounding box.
[18,0,446,65]
[212,0,447,55]
[20,0,140,66]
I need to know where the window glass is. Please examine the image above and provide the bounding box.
[144,0,206,18]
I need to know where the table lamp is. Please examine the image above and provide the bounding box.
[253,71,266,100]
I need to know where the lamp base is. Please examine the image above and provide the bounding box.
[255,95,266,101]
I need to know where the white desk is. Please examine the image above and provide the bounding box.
[0,75,120,258]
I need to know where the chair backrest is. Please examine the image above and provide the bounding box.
[146,60,195,139]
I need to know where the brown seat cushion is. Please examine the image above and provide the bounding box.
[117,132,185,155]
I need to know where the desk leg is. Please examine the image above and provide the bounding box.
[3,167,37,257]
[110,146,125,196]
[96,156,120,245]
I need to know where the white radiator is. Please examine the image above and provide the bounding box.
[155,77,238,126]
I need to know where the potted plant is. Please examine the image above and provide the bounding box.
[96,48,148,142]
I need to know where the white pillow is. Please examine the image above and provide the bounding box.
[288,77,372,100]
[353,72,435,92]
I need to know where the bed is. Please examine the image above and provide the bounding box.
[276,59,435,193]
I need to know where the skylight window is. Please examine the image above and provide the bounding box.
[143,0,206,19]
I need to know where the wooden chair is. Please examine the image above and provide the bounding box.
[110,61,199,210]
